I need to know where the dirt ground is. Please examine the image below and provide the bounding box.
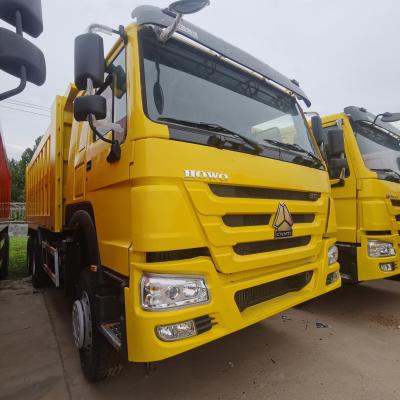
[1,277,400,400]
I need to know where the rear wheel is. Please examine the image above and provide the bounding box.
[27,235,33,275]
[0,232,9,280]
[73,269,122,382]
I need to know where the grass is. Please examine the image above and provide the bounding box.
[9,236,28,279]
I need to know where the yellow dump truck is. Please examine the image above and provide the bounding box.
[26,2,340,381]
[318,106,400,282]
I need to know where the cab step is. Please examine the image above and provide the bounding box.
[100,322,122,351]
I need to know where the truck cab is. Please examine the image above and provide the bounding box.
[26,4,340,381]
[322,106,400,282]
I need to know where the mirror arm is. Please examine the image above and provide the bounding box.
[158,13,182,42]
[88,114,114,144]
[0,66,27,101]
[15,10,23,36]
[88,23,128,44]
[88,114,122,163]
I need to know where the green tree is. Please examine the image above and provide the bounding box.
[9,136,42,202]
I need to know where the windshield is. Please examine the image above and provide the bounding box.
[352,121,400,176]
[139,28,320,168]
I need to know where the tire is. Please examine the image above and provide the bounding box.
[74,269,122,382]
[31,236,49,288]
[0,232,9,280]
[27,235,33,275]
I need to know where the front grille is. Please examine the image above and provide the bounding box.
[235,271,313,311]
[210,184,321,202]
[292,214,315,223]
[222,214,314,227]
[223,214,270,227]
[391,200,400,207]
[146,248,209,263]
[234,236,311,256]
[366,230,392,236]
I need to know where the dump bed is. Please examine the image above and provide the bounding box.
[26,86,77,232]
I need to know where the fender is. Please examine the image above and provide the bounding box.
[68,209,100,267]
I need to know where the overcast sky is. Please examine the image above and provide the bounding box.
[1,0,399,159]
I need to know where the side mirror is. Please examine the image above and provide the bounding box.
[0,0,43,37]
[74,33,105,90]
[327,128,345,157]
[169,0,210,14]
[74,95,106,122]
[326,128,348,181]
[159,0,210,42]
[0,27,45,85]
[0,0,46,101]
[311,115,325,146]
[381,113,400,123]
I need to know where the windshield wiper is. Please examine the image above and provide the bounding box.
[371,168,400,183]
[263,139,324,168]
[158,117,263,153]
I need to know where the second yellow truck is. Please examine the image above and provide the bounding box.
[25,2,340,381]
[319,106,400,283]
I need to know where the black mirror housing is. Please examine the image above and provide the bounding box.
[327,128,345,157]
[0,0,43,37]
[311,115,325,145]
[74,95,106,122]
[74,33,105,90]
[0,27,45,85]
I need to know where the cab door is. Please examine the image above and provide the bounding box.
[83,46,132,276]
[325,119,358,244]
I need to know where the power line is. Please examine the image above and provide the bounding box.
[0,104,50,118]
[4,99,51,111]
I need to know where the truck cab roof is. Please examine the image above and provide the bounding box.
[344,106,400,135]
[131,5,311,107]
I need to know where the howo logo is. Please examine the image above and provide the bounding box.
[184,170,229,181]
[273,203,294,238]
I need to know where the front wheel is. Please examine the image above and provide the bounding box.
[72,270,122,382]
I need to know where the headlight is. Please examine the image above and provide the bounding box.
[368,240,396,258]
[328,245,339,265]
[140,275,209,311]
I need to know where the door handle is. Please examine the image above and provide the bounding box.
[86,160,92,171]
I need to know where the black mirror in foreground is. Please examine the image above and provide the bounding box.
[0,0,46,101]
[0,0,43,37]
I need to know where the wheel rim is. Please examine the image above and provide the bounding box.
[72,291,93,350]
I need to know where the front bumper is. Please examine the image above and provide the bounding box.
[124,237,340,362]
[357,234,400,281]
